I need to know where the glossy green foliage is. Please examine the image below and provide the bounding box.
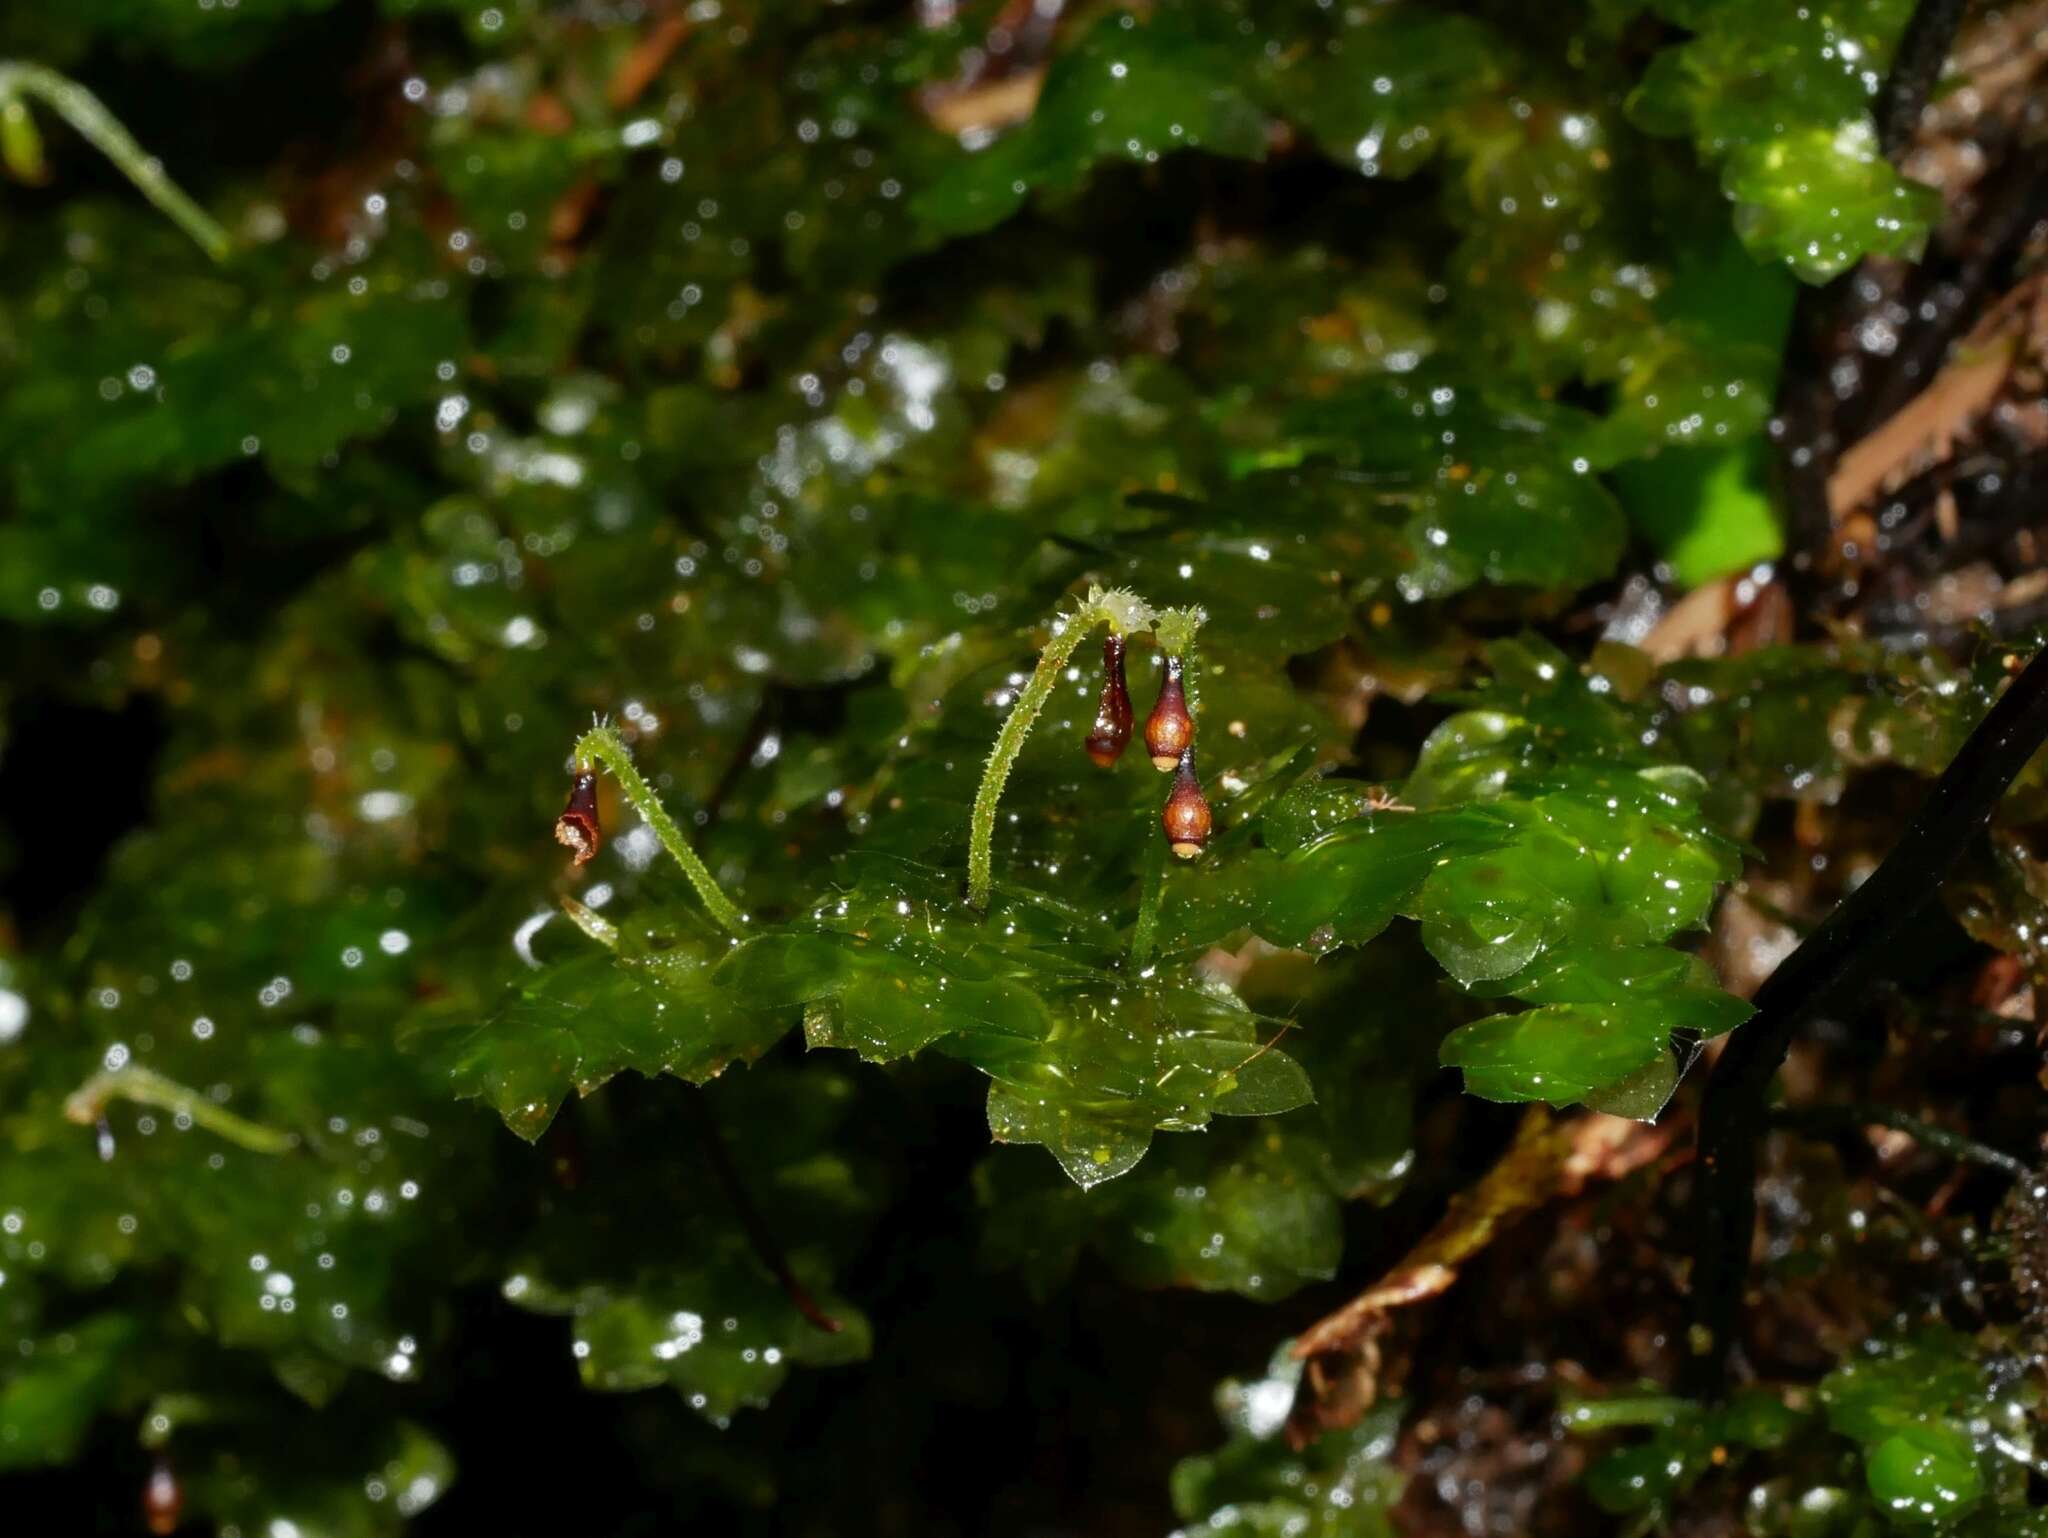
[1662,640,2035,833]
[1615,0,1941,279]
[0,1313,135,1469]
[917,7,1266,238]
[1170,1352,1405,1537]
[1820,1329,2015,1527]
[1599,234,1794,581]
[0,0,1997,1528]
[417,915,788,1140]
[1569,1387,1803,1524]
[154,1410,455,1538]
[1223,637,1752,1112]
[492,1061,878,1424]
[977,948,1431,1301]
[1571,1327,2043,1534]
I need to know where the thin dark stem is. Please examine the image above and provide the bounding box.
[1770,1103,2029,1178]
[1877,0,1969,160]
[1773,0,1971,609]
[682,1092,844,1334]
[1769,280,1849,611]
[1686,643,2048,1395]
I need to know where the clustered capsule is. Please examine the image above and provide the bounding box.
[1144,652,1194,770]
[1084,640,1211,857]
[1083,633,1134,767]
[554,765,602,866]
[1161,746,1212,858]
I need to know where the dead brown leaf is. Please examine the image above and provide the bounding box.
[1286,1108,1674,1444]
[1828,276,2042,521]
[921,70,1045,137]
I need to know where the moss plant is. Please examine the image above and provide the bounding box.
[563,721,746,935]
[0,63,227,259]
[966,585,1158,910]
[2,2,2042,1533]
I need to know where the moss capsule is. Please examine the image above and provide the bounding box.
[554,765,602,865]
[1145,653,1194,771]
[1161,748,1212,858]
[1084,634,1134,767]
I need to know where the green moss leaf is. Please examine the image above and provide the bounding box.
[1254,806,1507,954]
[1171,1352,1404,1535]
[1625,0,1939,279]
[916,5,1268,239]
[1864,1423,1983,1525]
[543,1267,871,1423]
[416,947,790,1141]
[0,1313,136,1469]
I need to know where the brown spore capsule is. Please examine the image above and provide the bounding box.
[143,1458,182,1536]
[554,766,601,865]
[1084,634,1134,767]
[1145,653,1194,771]
[1161,748,1212,859]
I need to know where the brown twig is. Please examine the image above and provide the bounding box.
[607,12,692,110]
[1286,1109,1672,1444]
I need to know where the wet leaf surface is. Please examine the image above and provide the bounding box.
[1171,1353,1404,1536]
[0,0,2029,1528]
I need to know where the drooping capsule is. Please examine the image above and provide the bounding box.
[1083,634,1134,767]
[143,1458,182,1536]
[554,765,602,865]
[1161,748,1212,859]
[1144,653,1194,771]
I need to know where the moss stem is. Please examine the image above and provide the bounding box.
[967,586,1154,911]
[572,722,745,935]
[1558,1396,1694,1432]
[0,63,229,260]
[1128,835,1167,970]
[65,1066,295,1155]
